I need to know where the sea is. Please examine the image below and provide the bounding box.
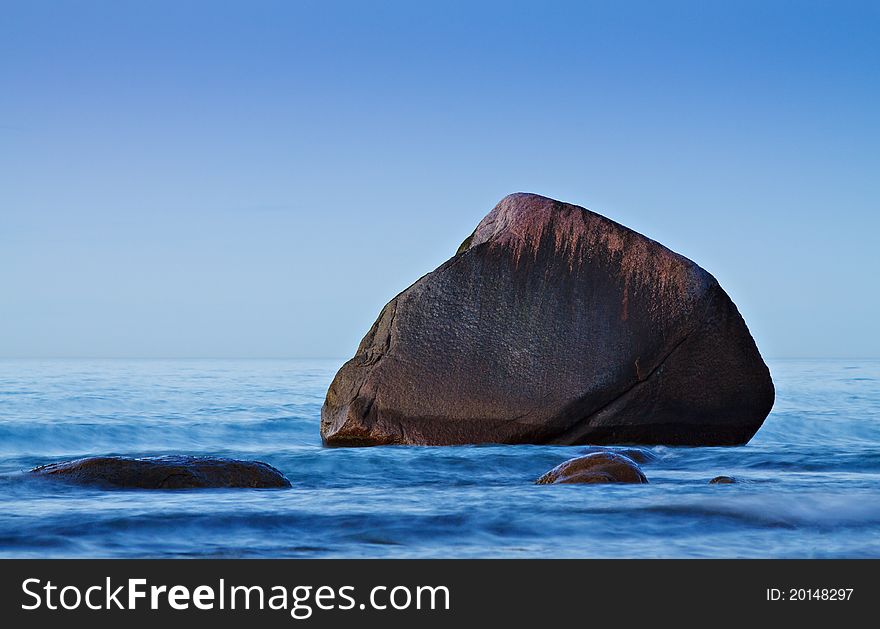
[0,358,877,558]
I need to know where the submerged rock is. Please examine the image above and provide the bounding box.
[30,456,291,489]
[580,446,658,464]
[536,452,648,485]
[322,192,774,446]
[709,475,737,484]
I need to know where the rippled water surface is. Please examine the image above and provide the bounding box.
[1,359,878,558]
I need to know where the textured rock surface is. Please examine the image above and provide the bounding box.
[30,456,291,489]
[322,192,774,446]
[536,452,648,484]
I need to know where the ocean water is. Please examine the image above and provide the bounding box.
[0,358,878,558]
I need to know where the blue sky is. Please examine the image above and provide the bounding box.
[1,0,878,358]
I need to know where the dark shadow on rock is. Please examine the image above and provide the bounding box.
[30,456,291,489]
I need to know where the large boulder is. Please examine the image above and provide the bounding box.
[30,455,291,489]
[536,452,648,484]
[322,193,774,446]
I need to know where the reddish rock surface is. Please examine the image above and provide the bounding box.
[30,455,291,489]
[536,452,649,484]
[322,193,774,446]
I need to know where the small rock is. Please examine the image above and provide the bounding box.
[30,455,291,489]
[709,475,737,484]
[536,452,648,485]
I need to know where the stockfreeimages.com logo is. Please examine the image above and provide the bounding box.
[22,578,450,619]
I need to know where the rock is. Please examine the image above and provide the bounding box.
[322,192,774,446]
[709,475,737,484]
[536,452,648,484]
[580,446,658,464]
[30,456,291,489]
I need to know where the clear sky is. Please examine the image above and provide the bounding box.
[2,1,878,359]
